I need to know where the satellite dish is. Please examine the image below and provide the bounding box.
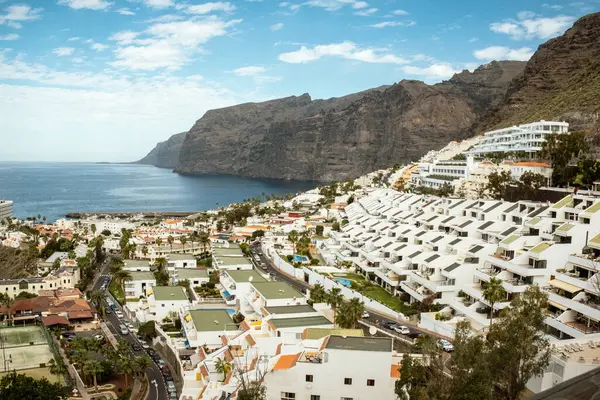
[369,326,377,336]
[249,276,254,282]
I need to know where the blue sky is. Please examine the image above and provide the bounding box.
[0,0,598,162]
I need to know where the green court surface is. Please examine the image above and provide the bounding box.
[0,367,62,383]
[0,344,54,371]
[0,326,47,348]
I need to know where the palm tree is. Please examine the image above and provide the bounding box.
[141,245,148,258]
[91,224,97,237]
[482,277,506,331]
[134,356,151,382]
[109,258,124,275]
[309,284,327,303]
[119,356,134,388]
[47,358,67,377]
[155,237,163,249]
[114,269,132,303]
[88,290,105,317]
[200,233,210,257]
[42,216,46,224]
[84,359,104,392]
[154,257,168,272]
[167,235,174,252]
[327,287,344,327]
[335,298,365,328]
[215,357,231,381]
[287,230,299,253]
[180,236,187,253]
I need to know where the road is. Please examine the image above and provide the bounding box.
[91,259,168,400]
[249,244,434,340]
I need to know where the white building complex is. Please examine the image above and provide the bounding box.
[0,200,13,220]
[468,120,569,157]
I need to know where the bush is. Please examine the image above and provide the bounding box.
[286,255,293,262]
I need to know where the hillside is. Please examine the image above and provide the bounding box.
[480,12,600,133]
[0,245,37,279]
[136,132,187,168]
[170,61,523,181]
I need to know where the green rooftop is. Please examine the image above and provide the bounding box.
[530,242,552,254]
[124,259,151,269]
[152,286,188,301]
[189,309,234,332]
[174,268,209,280]
[303,328,364,340]
[213,256,252,266]
[225,270,266,283]
[252,282,303,300]
[502,235,520,245]
[325,336,392,352]
[527,217,542,226]
[583,201,600,214]
[590,233,600,245]
[212,246,243,257]
[551,195,573,209]
[556,223,575,232]
[168,253,196,261]
[265,305,316,315]
[271,315,332,329]
[129,271,155,281]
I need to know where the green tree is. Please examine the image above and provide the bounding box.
[87,290,106,316]
[141,245,148,258]
[486,170,513,200]
[119,356,134,388]
[540,131,589,187]
[482,277,506,331]
[114,269,132,303]
[332,221,340,232]
[84,359,104,392]
[251,230,265,240]
[47,358,67,377]
[167,235,174,251]
[315,225,324,236]
[215,358,231,381]
[335,298,365,328]
[154,257,168,272]
[90,224,96,236]
[287,230,299,253]
[0,372,66,400]
[101,229,111,236]
[326,287,344,327]
[137,321,157,341]
[154,270,170,286]
[180,236,187,253]
[155,237,163,248]
[309,284,327,303]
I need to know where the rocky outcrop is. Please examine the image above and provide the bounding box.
[480,12,600,133]
[136,132,186,168]
[173,61,524,181]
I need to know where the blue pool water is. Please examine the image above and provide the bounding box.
[226,309,235,316]
[222,290,231,297]
[293,255,309,263]
[334,278,352,288]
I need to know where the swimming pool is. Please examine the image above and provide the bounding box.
[293,255,309,263]
[222,290,231,298]
[334,278,352,288]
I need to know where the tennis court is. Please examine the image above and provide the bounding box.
[0,325,47,348]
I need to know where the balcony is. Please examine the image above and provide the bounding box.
[502,278,530,293]
[488,256,547,277]
[400,281,424,302]
[545,291,600,322]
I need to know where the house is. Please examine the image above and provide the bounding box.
[125,271,156,300]
[244,282,305,316]
[219,270,267,305]
[212,245,253,271]
[171,268,209,287]
[146,286,190,322]
[181,309,239,348]
[168,253,197,269]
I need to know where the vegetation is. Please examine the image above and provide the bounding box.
[482,277,506,330]
[0,372,66,400]
[309,284,327,303]
[395,286,551,400]
[326,287,344,327]
[540,131,596,187]
[335,297,365,329]
[485,170,547,200]
[137,321,157,341]
[410,182,454,197]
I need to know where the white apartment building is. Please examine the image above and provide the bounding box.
[0,200,13,220]
[145,286,190,322]
[212,244,253,270]
[124,271,156,299]
[81,218,135,235]
[167,253,197,269]
[509,161,553,184]
[468,120,569,157]
[265,336,396,400]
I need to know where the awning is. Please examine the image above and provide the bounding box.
[548,279,582,294]
[548,300,568,311]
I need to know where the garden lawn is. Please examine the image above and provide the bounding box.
[360,285,407,313]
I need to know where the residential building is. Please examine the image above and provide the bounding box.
[181,309,239,347]
[0,200,13,220]
[125,271,156,300]
[510,161,553,184]
[0,265,80,299]
[168,253,197,269]
[146,286,190,322]
[171,268,209,287]
[212,244,253,270]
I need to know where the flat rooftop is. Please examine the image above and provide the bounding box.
[214,256,252,266]
[168,253,196,261]
[152,286,188,301]
[225,270,266,283]
[123,259,151,269]
[129,271,155,281]
[303,328,364,340]
[174,268,209,279]
[265,305,316,315]
[252,282,303,300]
[271,316,332,329]
[325,335,393,352]
[212,246,243,257]
[189,309,234,332]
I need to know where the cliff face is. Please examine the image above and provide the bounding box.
[174,61,524,181]
[481,12,600,133]
[136,132,186,168]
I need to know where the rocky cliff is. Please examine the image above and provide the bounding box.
[172,61,524,181]
[136,132,186,168]
[480,12,600,133]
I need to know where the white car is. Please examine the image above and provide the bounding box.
[115,311,124,318]
[437,339,454,352]
[394,325,410,335]
[93,334,104,341]
[141,342,150,350]
[362,311,370,318]
[119,324,129,335]
[126,323,134,330]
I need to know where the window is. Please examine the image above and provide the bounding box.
[344,378,352,385]
[281,392,295,400]
[306,374,313,382]
[310,396,320,400]
[367,379,375,386]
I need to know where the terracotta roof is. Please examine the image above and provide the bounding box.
[221,335,229,346]
[319,336,330,351]
[43,315,70,326]
[390,364,401,378]
[68,310,93,319]
[513,162,551,168]
[272,353,300,371]
[245,335,256,346]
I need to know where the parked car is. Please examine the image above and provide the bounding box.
[132,343,142,351]
[115,311,124,318]
[381,321,397,330]
[437,339,454,352]
[394,326,410,335]
[105,308,112,314]
[157,360,166,368]
[141,342,150,350]
[164,374,174,382]
[362,310,370,318]
[93,334,104,341]
[110,304,117,311]
[119,324,129,335]
[161,366,170,375]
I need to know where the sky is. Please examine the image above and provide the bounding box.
[0,0,598,162]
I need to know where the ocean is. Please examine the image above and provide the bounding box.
[0,162,317,221]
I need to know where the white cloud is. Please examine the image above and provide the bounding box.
[179,2,236,14]
[284,0,369,12]
[110,17,242,70]
[542,4,563,10]
[393,9,408,15]
[68,37,80,41]
[233,66,266,76]
[271,22,284,31]
[355,7,377,16]
[401,63,459,80]
[279,41,409,64]
[141,0,174,8]
[490,13,575,40]
[0,33,19,41]
[0,4,43,27]
[468,37,478,43]
[369,20,415,28]
[91,43,109,51]
[53,47,76,56]
[71,57,85,64]
[57,0,113,11]
[116,8,135,15]
[0,52,255,162]
[473,46,534,61]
